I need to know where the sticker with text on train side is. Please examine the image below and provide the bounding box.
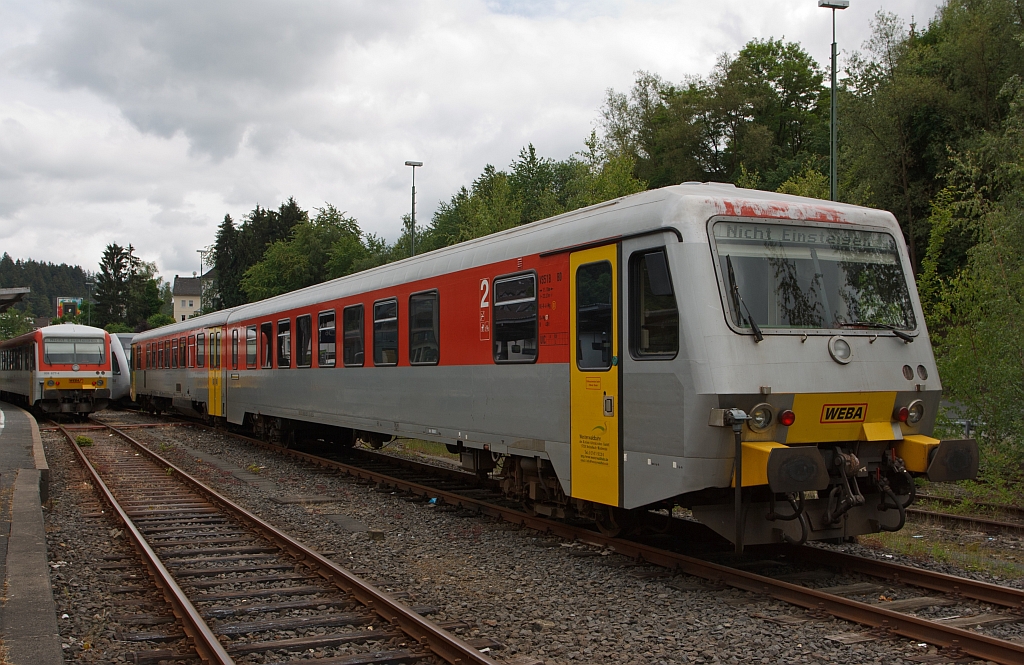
[820,403,868,424]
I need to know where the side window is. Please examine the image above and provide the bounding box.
[146,343,151,369]
[493,274,538,363]
[260,322,273,368]
[576,261,613,370]
[188,335,195,367]
[318,310,336,367]
[296,315,312,368]
[197,333,206,368]
[409,291,439,365]
[231,329,238,370]
[373,299,398,366]
[112,353,121,375]
[343,305,364,367]
[629,249,679,358]
[246,326,257,368]
[171,338,179,368]
[179,338,186,369]
[277,319,291,368]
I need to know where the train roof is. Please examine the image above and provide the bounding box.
[0,323,109,348]
[132,183,899,340]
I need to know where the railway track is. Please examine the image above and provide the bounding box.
[56,421,502,665]
[128,419,1024,665]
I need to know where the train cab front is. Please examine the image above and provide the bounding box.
[695,392,978,547]
[687,215,977,547]
[38,334,112,413]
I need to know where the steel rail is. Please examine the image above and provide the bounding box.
[204,430,1024,664]
[908,507,1024,535]
[102,424,499,665]
[58,425,235,665]
[779,545,1024,609]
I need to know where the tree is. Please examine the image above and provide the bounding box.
[213,214,243,308]
[240,204,369,301]
[919,77,1024,465]
[93,243,130,327]
[0,310,32,340]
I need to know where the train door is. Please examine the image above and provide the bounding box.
[569,244,620,507]
[208,327,224,417]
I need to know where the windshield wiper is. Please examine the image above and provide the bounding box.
[726,255,763,342]
[837,321,913,343]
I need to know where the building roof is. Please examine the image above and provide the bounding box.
[172,275,203,297]
[0,287,30,313]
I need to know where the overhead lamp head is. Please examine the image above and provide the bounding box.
[818,0,849,8]
[405,161,423,167]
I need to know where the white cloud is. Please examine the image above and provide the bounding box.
[0,0,943,283]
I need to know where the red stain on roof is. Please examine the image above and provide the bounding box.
[717,199,849,224]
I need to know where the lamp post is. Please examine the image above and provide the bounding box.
[819,0,849,202]
[404,161,422,257]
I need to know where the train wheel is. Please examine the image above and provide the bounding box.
[595,507,636,538]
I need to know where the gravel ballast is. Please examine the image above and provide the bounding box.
[54,412,1002,665]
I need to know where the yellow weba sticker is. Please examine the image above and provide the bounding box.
[820,403,867,423]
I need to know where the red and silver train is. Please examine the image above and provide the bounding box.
[131,183,978,545]
[0,324,121,414]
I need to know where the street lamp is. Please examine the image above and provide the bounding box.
[404,161,422,257]
[819,0,848,202]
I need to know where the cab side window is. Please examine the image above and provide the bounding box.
[629,248,679,359]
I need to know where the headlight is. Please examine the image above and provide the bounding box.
[748,403,774,431]
[828,336,852,364]
[906,399,925,425]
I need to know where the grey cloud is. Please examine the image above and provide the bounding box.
[15,0,421,159]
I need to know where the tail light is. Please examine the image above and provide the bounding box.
[778,410,796,427]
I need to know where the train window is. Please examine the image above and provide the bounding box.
[408,291,439,365]
[172,338,178,368]
[343,305,364,367]
[246,326,257,368]
[260,323,273,368]
[146,343,151,368]
[213,332,221,369]
[197,333,206,368]
[629,249,679,359]
[277,319,292,368]
[232,330,239,370]
[44,337,105,365]
[576,261,613,371]
[179,338,186,369]
[373,299,398,366]
[296,315,312,368]
[318,311,336,368]
[166,340,172,368]
[157,342,164,368]
[493,273,537,363]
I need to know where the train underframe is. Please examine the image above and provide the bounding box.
[472,441,922,544]
[139,402,970,545]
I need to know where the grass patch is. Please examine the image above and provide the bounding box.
[398,439,459,460]
[75,435,93,446]
[860,528,1024,579]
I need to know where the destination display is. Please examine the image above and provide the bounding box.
[714,221,898,252]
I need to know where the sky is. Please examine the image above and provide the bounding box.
[0,0,945,282]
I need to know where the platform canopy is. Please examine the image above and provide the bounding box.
[0,287,30,313]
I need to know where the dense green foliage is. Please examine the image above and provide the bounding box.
[0,253,89,317]
[93,243,166,330]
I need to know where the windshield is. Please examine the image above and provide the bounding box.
[713,221,916,331]
[44,337,106,365]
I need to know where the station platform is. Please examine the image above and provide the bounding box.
[0,402,62,664]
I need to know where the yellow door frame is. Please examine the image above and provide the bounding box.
[208,328,223,417]
[569,244,620,507]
